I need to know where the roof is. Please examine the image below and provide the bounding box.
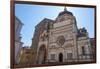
[35,18,54,28]
[15,16,24,25]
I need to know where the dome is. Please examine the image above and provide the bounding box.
[58,7,73,16]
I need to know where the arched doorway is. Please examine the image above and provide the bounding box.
[37,45,46,64]
[59,53,63,62]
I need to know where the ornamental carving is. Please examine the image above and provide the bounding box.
[56,35,65,46]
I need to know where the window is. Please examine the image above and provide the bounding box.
[56,35,65,46]
[67,53,73,60]
[51,54,55,60]
[82,46,85,55]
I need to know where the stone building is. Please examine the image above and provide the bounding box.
[31,7,94,64]
[15,16,23,64]
[19,46,34,65]
[90,38,95,60]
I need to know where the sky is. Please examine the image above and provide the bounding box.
[15,4,95,47]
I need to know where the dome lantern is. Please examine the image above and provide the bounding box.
[58,7,73,16]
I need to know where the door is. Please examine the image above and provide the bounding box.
[59,53,63,62]
[38,45,46,64]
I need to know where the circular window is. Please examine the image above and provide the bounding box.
[56,35,65,46]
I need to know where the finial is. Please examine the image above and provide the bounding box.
[64,6,67,11]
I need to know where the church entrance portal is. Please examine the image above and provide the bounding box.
[59,53,63,62]
[37,45,46,64]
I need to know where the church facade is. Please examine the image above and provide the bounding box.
[31,8,94,64]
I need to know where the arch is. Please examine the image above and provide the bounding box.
[59,53,63,62]
[37,44,46,64]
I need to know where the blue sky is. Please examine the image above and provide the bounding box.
[15,4,95,46]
